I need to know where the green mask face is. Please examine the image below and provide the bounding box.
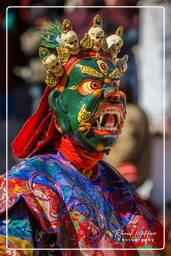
[48,56,126,153]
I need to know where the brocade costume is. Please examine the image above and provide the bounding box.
[0,152,164,255]
[0,15,166,256]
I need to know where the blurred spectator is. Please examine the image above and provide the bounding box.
[44,0,67,21]
[165,4,171,136]
[16,3,66,114]
[8,3,66,115]
[64,0,105,39]
[1,1,66,120]
[138,4,164,134]
[0,7,19,119]
[103,0,139,30]
[105,104,151,187]
[14,25,45,113]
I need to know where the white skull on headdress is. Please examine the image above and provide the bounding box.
[43,54,63,77]
[106,26,124,58]
[60,19,79,55]
[60,31,79,55]
[88,26,105,52]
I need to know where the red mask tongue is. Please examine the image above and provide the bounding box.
[104,114,115,127]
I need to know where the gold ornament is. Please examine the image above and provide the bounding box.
[39,47,50,59]
[78,122,91,135]
[56,47,70,65]
[80,33,93,50]
[68,85,79,90]
[93,14,103,28]
[109,68,121,79]
[78,64,103,78]
[78,104,91,123]
[45,70,58,88]
[62,19,72,33]
[116,26,123,37]
[101,38,108,53]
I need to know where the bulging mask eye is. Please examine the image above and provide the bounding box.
[96,60,108,75]
[90,81,100,89]
[78,79,103,95]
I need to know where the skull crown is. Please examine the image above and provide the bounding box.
[39,15,128,88]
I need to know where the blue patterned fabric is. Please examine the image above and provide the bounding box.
[0,152,164,256]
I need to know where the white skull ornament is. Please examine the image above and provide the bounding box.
[60,31,79,55]
[43,54,63,77]
[115,55,128,73]
[88,27,105,52]
[106,26,124,58]
[106,34,123,58]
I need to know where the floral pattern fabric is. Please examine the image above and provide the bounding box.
[0,152,164,256]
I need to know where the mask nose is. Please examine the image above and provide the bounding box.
[103,87,120,101]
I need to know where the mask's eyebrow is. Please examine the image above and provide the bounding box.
[77,64,103,78]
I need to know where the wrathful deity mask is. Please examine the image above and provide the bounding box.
[12,15,128,158]
[48,55,126,153]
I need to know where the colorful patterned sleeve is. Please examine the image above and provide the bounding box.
[0,198,34,256]
[0,157,79,254]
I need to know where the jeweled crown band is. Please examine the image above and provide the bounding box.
[39,14,128,88]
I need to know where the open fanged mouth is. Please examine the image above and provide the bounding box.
[90,102,124,135]
[92,109,122,131]
[77,102,125,136]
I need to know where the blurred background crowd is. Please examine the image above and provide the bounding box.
[1,0,171,252]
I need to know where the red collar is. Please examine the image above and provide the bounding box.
[56,136,104,171]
